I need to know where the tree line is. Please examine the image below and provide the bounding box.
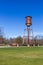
[0,28,43,46]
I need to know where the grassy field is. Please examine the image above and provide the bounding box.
[0,47,43,65]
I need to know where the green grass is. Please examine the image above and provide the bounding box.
[0,47,43,65]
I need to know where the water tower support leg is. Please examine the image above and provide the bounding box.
[27,27,30,47]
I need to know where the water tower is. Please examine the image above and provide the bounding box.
[25,16,32,46]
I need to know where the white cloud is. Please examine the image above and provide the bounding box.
[33,32,43,36]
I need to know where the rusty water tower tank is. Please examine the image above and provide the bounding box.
[26,16,32,27]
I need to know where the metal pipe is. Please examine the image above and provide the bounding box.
[27,27,30,45]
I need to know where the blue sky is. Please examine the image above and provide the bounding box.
[0,0,43,38]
